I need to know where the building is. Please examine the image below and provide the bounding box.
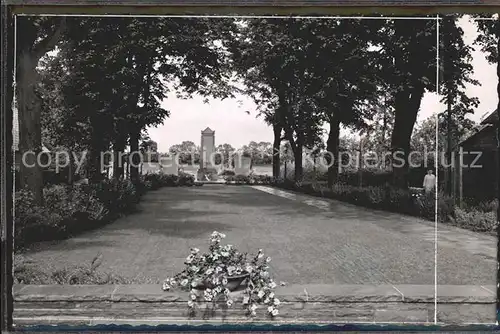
[453,109,499,204]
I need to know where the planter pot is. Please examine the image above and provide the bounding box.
[193,273,249,292]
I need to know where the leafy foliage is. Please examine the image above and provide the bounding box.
[163,232,281,318]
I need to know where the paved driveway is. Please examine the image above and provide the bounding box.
[20,185,496,285]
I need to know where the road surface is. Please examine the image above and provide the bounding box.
[20,185,496,285]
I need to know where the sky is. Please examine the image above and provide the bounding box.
[147,17,497,153]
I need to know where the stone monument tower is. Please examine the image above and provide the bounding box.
[197,127,218,180]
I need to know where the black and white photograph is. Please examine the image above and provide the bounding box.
[6,11,499,327]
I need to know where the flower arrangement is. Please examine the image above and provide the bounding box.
[162,231,281,318]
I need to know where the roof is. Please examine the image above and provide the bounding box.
[455,109,498,149]
[201,127,215,134]
[480,109,499,125]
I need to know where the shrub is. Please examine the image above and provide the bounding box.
[225,175,250,184]
[178,172,195,186]
[163,232,281,318]
[14,189,66,248]
[463,199,499,213]
[88,179,138,215]
[14,185,108,249]
[385,187,413,214]
[220,170,236,176]
[452,207,497,233]
[438,194,455,222]
[160,173,179,187]
[144,173,162,190]
[14,254,130,285]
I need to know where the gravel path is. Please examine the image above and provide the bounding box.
[20,185,496,285]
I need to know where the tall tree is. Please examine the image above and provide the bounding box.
[16,17,66,203]
[441,15,479,194]
[216,143,235,167]
[306,19,383,186]
[57,17,237,182]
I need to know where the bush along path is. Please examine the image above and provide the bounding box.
[14,172,195,251]
[265,178,497,235]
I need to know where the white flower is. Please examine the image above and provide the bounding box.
[190,294,197,301]
[250,304,258,312]
[258,252,264,259]
[266,256,272,263]
[191,247,199,254]
[162,282,170,291]
[268,306,274,313]
[221,251,229,257]
[243,296,250,305]
[180,279,189,287]
[224,288,230,296]
[245,265,253,273]
[269,281,277,289]
[271,309,279,316]
[226,299,233,307]
[269,292,275,299]
[185,254,194,264]
[280,281,286,286]
[274,298,280,306]
[187,300,194,307]
[227,266,236,275]
[222,277,228,285]
[257,290,265,299]
[215,266,223,273]
[205,268,214,275]
[204,289,213,301]
[191,266,199,273]
[264,298,270,304]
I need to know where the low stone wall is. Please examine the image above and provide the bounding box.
[13,284,496,327]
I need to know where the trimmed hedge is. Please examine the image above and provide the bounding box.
[142,172,195,190]
[272,180,453,221]
[15,172,196,250]
[271,180,496,234]
[224,174,274,185]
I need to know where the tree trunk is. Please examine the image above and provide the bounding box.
[272,123,282,179]
[294,143,303,182]
[391,85,425,188]
[16,17,66,203]
[87,119,104,183]
[129,126,141,184]
[17,51,43,204]
[326,116,340,188]
[113,138,126,180]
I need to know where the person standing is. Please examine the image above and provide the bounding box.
[423,169,436,194]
